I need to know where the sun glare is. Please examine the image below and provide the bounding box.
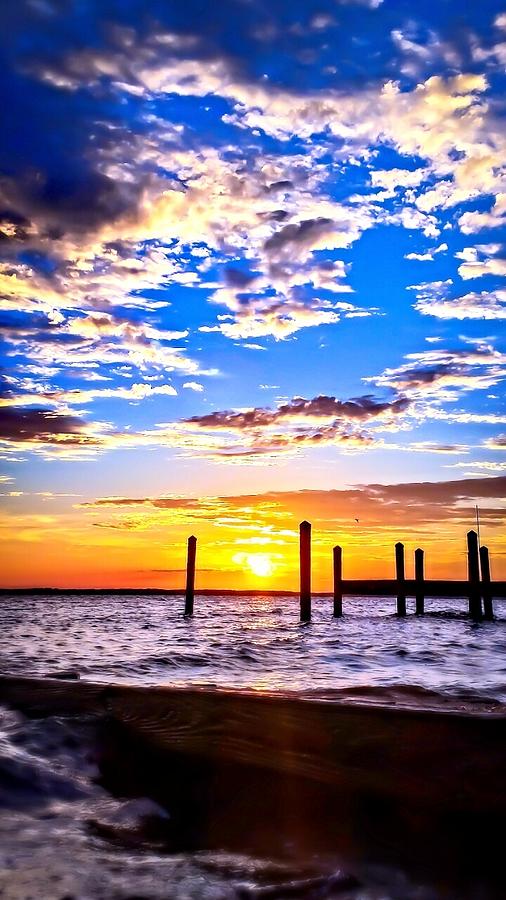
[246,554,274,578]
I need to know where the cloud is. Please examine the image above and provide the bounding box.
[405,242,448,261]
[484,434,506,450]
[370,167,429,193]
[414,288,506,320]
[458,194,506,234]
[0,407,100,448]
[206,296,369,341]
[175,392,413,458]
[1,3,503,375]
[366,344,506,400]
[2,339,503,463]
[456,244,506,280]
[0,308,205,378]
[1,0,505,477]
[0,381,178,409]
[80,496,201,510]
[185,394,409,430]
[82,475,506,534]
[264,218,336,257]
[447,460,506,473]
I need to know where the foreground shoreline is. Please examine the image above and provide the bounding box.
[1,674,505,897]
[2,579,506,596]
[1,674,504,805]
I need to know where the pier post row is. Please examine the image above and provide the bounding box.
[479,545,494,621]
[299,521,312,622]
[333,545,343,617]
[414,548,425,615]
[395,542,406,617]
[467,530,482,621]
[184,535,197,617]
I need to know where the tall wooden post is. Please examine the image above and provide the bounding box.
[395,542,406,616]
[467,530,482,621]
[300,521,311,622]
[479,545,494,621]
[333,545,343,617]
[414,548,425,615]
[184,535,197,616]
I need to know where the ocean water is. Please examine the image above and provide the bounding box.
[0,592,505,700]
[1,593,505,900]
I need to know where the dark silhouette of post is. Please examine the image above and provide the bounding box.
[395,542,406,616]
[333,545,343,617]
[467,530,482,621]
[414,548,425,615]
[300,521,311,622]
[479,545,494,621]
[184,535,197,616]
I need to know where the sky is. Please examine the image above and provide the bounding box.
[1,0,506,589]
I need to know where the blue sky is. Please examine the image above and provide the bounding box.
[1,0,506,585]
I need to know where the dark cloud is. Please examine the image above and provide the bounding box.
[277,395,410,419]
[0,406,97,445]
[265,180,294,193]
[0,170,145,247]
[487,434,506,448]
[369,346,506,396]
[0,311,59,333]
[184,394,409,430]
[360,476,506,504]
[262,209,290,222]
[223,266,259,288]
[386,363,470,390]
[264,217,335,255]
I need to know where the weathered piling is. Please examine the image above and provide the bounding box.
[467,530,482,621]
[479,545,494,621]
[395,542,406,616]
[333,545,343,617]
[414,548,425,615]
[300,521,311,622]
[184,535,197,616]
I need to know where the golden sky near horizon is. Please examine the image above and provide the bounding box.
[2,481,505,588]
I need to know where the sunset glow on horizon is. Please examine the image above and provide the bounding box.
[1,1,506,589]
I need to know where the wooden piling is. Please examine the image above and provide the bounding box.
[395,542,406,616]
[467,530,482,621]
[184,535,197,616]
[333,545,343,617]
[479,545,494,621]
[414,548,425,615]
[300,521,311,622]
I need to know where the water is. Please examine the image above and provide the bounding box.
[1,593,505,700]
[1,593,505,899]
[2,703,353,899]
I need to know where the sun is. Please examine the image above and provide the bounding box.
[246,553,274,578]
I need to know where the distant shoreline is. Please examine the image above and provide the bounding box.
[2,580,506,597]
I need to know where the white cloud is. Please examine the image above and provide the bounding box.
[415,288,506,320]
[405,242,448,261]
[459,194,506,233]
[0,382,178,409]
[456,244,506,280]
